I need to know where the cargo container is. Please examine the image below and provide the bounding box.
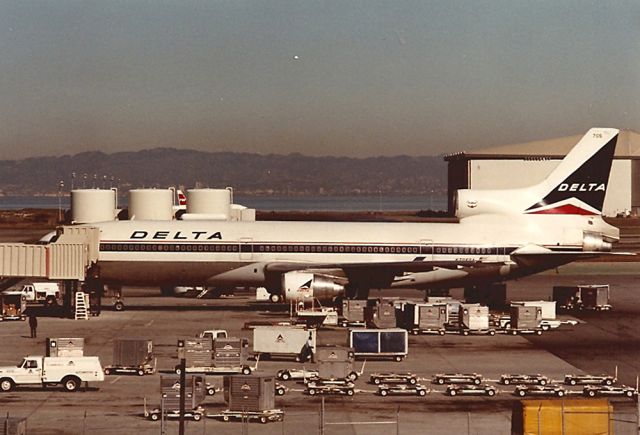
[553,285,611,310]
[364,299,398,328]
[2,417,27,435]
[224,375,275,412]
[0,291,25,321]
[316,346,357,380]
[580,285,611,310]
[160,375,207,411]
[176,337,253,374]
[104,338,154,376]
[403,303,447,335]
[511,300,557,320]
[214,337,250,367]
[457,304,494,335]
[511,399,613,435]
[46,338,84,357]
[349,329,408,361]
[316,346,354,362]
[509,305,542,330]
[341,300,368,325]
[252,326,316,361]
[428,297,463,326]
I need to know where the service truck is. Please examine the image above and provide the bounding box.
[10,282,61,306]
[0,355,104,392]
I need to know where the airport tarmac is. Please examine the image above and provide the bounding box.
[0,262,639,434]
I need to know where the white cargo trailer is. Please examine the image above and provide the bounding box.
[253,326,316,361]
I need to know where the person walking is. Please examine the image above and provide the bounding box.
[28,314,38,338]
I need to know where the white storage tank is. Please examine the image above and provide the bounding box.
[71,189,117,223]
[183,188,231,220]
[128,189,173,220]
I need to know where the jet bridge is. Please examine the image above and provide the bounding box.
[0,226,100,280]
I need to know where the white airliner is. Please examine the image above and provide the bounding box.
[87,128,624,302]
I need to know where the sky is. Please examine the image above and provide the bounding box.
[0,0,639,159]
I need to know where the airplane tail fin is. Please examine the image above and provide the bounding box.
[177,190,187,206]
[524,128,618,215]
[455,128,619,218]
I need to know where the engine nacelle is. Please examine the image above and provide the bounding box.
[281,271,345,303]
[582,231,612,252]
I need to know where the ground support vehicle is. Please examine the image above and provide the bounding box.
[104,360,155,376]
[197,329,228,345]
[514,385,567,397]
[207,409,284,424]
[276,368,318,382]
[499,374,549,386]
[12,282,61,306]
[564,370,616,386]
[582,385,638,399]
[0,291,26,321]
[433,373,483,385]
[370,372,418,385]
[305,379,356,396]
[378,384,428,397]
[446,384,496,397]
[0,355,104,392]
[539,320,562,331]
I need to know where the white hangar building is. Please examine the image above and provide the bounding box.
[445,129,640,217]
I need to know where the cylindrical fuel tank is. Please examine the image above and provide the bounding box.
[186,189,231,219]
[71,189,117,223]
[128,189,173,220]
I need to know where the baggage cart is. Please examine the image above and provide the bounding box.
[370,372,418,385]
[104,338,155,376]
[144,375,208,421]
[349,328,408,361]
[207,409,284,424]
[403,303,447,335]
[224,375,275,412]
[340,300,368,325]
[176,337,255,374]
[305,379,355,396]
[378,384,428,397]
[364,299,398,329]
[505,305,543,335]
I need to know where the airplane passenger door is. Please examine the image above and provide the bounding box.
[419,239,433,261]
[240,238,253,261]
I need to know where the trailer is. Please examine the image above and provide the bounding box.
[349,328,408,361]
[207,409,284,424]
[0,291,26,321]
[252,325,316,361]
[564,367,617,386]
[364,299,398,329]
[104,338,155,376]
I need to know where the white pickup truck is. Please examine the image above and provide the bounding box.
[14,282,61,306]
[0,355,105,392]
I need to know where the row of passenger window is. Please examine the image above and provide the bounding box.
[255,244,420,254]
[434,246,496,255]
[101,243,239,252]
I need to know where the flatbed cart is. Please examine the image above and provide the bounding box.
[276,367,319,382]
[104,358,157,376]
[409,327,446,336]
[306,379,356,396]
[505,328,543,336]
[378,384,428,397]
[457,327,496,336]
[564,368,617,386]
[143,398,205,422]
[340,321,366,328]
[207,409,284,424]
[370,372,418,385]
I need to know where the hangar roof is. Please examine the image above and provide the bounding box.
[445,129,640,161]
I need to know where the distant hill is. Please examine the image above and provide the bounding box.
[0,148,447,196]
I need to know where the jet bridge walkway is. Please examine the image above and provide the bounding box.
[0,226,99,280]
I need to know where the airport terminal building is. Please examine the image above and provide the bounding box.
[445,129,640,217]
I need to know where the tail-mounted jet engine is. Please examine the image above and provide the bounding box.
[281,271,345,303]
